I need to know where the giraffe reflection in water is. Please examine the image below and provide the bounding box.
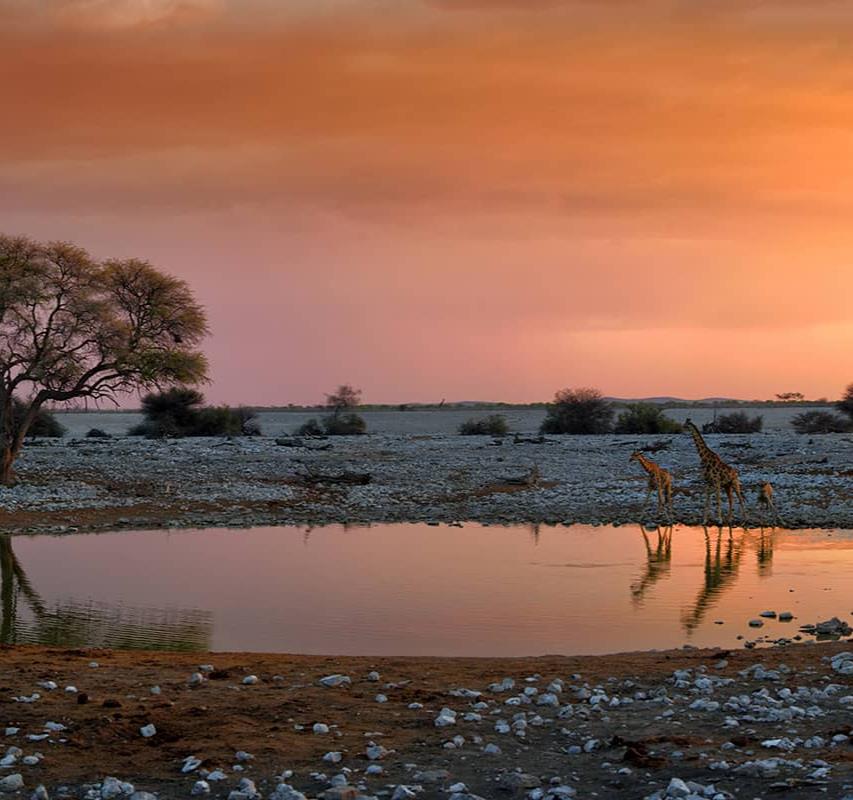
[0,535,213,651]
[629,525,777,633]
[630,524,673,607]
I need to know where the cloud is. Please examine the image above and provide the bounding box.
[1,0,224,29]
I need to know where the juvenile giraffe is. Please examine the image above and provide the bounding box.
[683,418,749,526]
[629,451,674,520]
[756,481,780,526]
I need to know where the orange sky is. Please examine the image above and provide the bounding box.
[2,0,853,403]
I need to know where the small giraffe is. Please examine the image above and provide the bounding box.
[684,418,749,526]
[629,451,674,520]
[756,481,780,526]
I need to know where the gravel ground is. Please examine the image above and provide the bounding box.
[0,430,850,534]
[0,643,850,800]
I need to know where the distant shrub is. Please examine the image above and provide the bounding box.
[191,406,243,437]
[540,387,613,435]
[129,388,257,438]
[614,403,681,435]
[322,412,367,436]
[703,412,763,434]
[837,383,853,422]
[459,414,509,436]
[295,413,366,436]
[295,418,325,437]
[13,400,65,438]
[792,410,850,434]
[86,428,111,438]
[236,407,262,436]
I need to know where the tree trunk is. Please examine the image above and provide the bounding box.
[0,447,16,487]
[0,393,15,487]
[0,397,39,487]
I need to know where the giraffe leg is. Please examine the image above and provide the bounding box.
[703,487,711,526]
[726,486,734,527]
[656,483,665,518]
[715,484,724,527]
[640,486,652,515]
[737,486,749,527]
[770,499,781,527]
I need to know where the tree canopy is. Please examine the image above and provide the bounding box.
[0,234,208,484]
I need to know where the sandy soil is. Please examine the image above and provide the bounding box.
[0,643,851,799]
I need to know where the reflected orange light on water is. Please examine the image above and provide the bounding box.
[5,524,852,655]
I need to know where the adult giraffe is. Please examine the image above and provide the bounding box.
[683,418,749,526]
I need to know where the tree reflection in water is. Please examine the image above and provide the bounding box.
[0,535,212,651]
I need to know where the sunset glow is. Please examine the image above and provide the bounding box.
[3,0,853,403]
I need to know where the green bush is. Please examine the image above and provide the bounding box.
[459,414,509,436]
[129,389,259,438]
[322,412,367,436]
[540,387,613,435]
[11,400,65,438]
[792,410,850,434]
[614,403,681,435]
[837,383,853,422]
[703,412,763,434]
[236,407,262,436]
[295,418,325,437]
[295,413,367,436]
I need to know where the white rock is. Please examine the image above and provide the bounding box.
[319,675,352,688]
[365,744,389,760]
[664,777,691,798]
[139,724,156,738]
[0,774,23,793]
[269,785,307,800]
[434,708,457,727]
[313,724,330,735]
[100,777,124,799]
[191,782,210,796]
[242,675,259,686]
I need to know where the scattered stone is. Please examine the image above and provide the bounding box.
[319,675,352,688]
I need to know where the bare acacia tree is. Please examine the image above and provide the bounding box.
[325,384,362,418]
[0,235,209,485]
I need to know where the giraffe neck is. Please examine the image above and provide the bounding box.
[686,423,715,462]
[636,454,656,474]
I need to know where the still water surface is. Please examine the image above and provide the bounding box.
[2,524,851,655]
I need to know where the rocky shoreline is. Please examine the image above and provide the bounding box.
[0,431,850,534]
[0,643,850,799]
